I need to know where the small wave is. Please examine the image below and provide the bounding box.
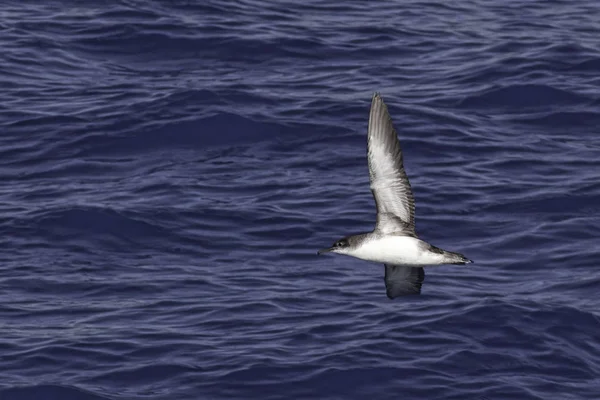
[8,206,176,253]
[71,26,331,63]
[5,114,87,131]
[73,110,305,157]
[34,207,166,237]
[569,58,600,72]
[513,110,600,128]
[458,84,591,109]
[0,385,112,400]
[91,363,199,385]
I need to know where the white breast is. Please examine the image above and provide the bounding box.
[349,236,442,266]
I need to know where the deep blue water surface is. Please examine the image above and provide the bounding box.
[2,1,600,399]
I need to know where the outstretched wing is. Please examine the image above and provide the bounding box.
[384,265,425,299]
[368,93,416,235]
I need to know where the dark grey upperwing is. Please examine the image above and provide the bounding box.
[368,93,416,235]
[384,265,425,299]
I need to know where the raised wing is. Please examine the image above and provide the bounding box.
[368,93,416,235]
[384,265,424,298]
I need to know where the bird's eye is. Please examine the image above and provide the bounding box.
[336,240,346,247]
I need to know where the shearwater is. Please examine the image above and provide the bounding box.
[318,93,472,295]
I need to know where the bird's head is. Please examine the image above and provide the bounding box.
[317,237,352,255]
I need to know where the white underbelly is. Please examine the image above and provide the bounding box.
[351,236,441,266]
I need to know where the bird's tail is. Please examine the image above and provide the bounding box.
[442,250,473,265]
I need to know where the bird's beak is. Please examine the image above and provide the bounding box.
[317,247,333,255]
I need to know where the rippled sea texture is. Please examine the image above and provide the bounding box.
[2,1,600,399]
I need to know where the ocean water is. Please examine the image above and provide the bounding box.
[1,0,600,399]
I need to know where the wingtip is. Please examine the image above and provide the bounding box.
[371,92,385,111]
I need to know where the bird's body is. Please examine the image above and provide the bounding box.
[322,232,469,267]
[318,93,472,296]
[349,235,450,266]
